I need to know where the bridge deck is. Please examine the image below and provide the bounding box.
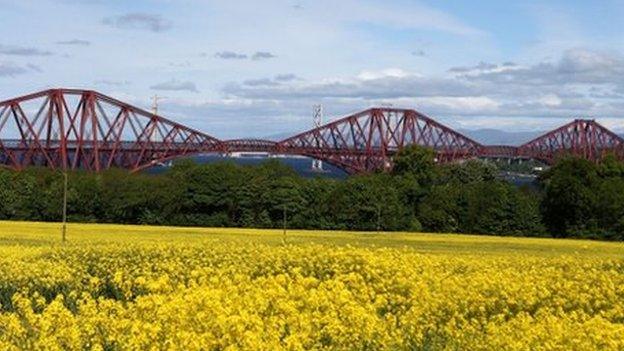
[1,89,623,173]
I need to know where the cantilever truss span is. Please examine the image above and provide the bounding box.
[518,119,624,162]
[277,108,482,173]
[0,88,622,174]
[0,89,222,172]
[479,119,624,163]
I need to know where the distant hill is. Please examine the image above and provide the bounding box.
[459,129,544,146]
[262,132,293,141]
[260,128,623,146]
[460,128,624,145]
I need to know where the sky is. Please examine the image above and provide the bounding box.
[0,0,623,139]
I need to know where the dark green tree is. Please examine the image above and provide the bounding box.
[392,145,437,187]
[439,160,497,184]
[329,174,410,231]
[595,177,624,240]
[298,177,336,229]
[418,184,461,233]
[540,157,599,238]
[0,170,17,219]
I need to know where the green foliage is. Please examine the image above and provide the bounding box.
[439,159,497,184]
[418,184,460,232]
[462,181,545,236]
[329,175,410,231]
[2,150,624,241]
[539,157,600,237]
[536,155,624,240]
[597,153,624,178]
[594,178,624,240]
[417,160,544,237]
[392,145,437,186]
[0,170,17,219]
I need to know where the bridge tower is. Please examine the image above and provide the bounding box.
[151,94,164,115]
[311,104,324,171]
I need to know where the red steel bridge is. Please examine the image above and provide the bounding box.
[0,88,622,174]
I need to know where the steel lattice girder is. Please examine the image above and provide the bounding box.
[2,89,624,174]
[517,119,624,163]
[277,108,483,173]
[0,89,223,172]
[224,139,277,153]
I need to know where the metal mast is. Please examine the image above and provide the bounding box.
[311,104,324,171]
[151,95,161,115]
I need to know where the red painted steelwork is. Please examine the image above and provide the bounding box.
[277,108,482,173]
[1,89,623,173]
[517,119,624,163]
[0,89,222,172]
[479,145,520,158]
[224,139,277,153]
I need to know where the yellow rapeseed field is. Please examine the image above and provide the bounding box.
[0,221,623,350]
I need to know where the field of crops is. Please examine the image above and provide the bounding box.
[0,221,623,350]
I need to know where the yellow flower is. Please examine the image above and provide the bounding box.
[0,220,623,350]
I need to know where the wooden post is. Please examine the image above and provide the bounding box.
[282,205,287,242]
[62,171,68,242]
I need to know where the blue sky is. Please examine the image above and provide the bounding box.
[0,0,623,138]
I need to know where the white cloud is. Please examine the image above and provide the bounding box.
[223,69,477,100]
[537,94,562,107]
[0,0,623,138]
[0,45,52,56]
[421,96,500,113]
[0,62,28,77]
[251,51,276,61]
[274,74,299,82]
[196,48,624,137]
[357,68,412,80]
[56,39,91,46]
[308,0,485,37]
[214,51,247,60]
[150,79,198,93]
[95,79,130,86]
[0,62,42,77]
[102,13,172,32]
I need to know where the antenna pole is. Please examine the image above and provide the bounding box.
[151,95,160,115]
[311,104,324,171]
[377,205,381,234]
[62,171,68,242]
[282,205,287,243]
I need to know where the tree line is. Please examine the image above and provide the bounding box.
[1,146,624,240]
